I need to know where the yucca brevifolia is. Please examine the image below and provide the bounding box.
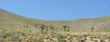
[62,25,66,32]
[49,24,54,32]
[62,25,70,32]
[40,24,48,32]
[67,25,70,32]
[90,25,95,33]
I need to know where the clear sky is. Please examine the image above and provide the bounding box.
[0,0,110,20]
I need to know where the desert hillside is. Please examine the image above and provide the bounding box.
[0,9,110,32]
[0,9,110,42]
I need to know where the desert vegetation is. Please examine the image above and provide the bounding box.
[0,23,110,42]
[0,9,110,42]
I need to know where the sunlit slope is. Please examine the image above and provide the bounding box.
[0,9,110,32]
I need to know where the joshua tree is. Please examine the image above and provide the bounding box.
[49,24,54,31]
[40,24,48,32]
[90,25,95,33]
[62,25,70,32]
[63,25,67,32]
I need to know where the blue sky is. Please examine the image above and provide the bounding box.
[0,0,110,20]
